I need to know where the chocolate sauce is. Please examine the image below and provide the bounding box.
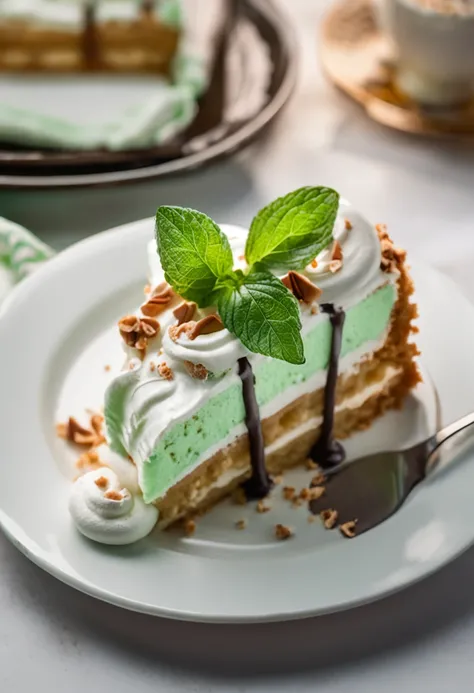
[237,357,273,499]
[310,303,346,469]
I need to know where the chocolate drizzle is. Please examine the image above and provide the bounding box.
[310,303,346,468]
[237,357,273,499]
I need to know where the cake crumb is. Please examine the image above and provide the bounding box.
[232,487,247,506]
[235,519,247,530]
[104,490,123,501]
[282,486,296,501]
[158,361,174,380]
[94,476,109,489]
[184,520,196,537]
[305,458,318,470]
[299,486,325,501]
[183,361,208,380]
[275,524,293,540]
[104,364,111,372]
[339,520,358,538]
[256,500,271,513]
[311,472,326,486]
[320,509,338,529]
[344,219,353,231]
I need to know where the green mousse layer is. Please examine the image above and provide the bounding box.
[140,283,396,502]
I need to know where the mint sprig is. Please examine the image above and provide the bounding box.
[155,186,338,364]
[218,271,304,365]
[156,206,234,307]
[245,186,339,270]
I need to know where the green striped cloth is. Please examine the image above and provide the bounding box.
[0,219,53,304]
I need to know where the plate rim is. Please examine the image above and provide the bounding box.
[1,218,474,623]
[0,0,298,191]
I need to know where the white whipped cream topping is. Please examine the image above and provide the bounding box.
[69,467,158,545]
[106,201,398,497]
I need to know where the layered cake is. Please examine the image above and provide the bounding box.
[0,0,180,74]
[61,186,420,544]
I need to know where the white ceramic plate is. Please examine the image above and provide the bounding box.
[0,218,473,623]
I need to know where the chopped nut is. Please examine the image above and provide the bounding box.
[332,240,343,262]
[183,361,208,380]
[235,519,247,530]
[273,474,284,485]
[144,284,151,295]
[376,224,405,273]
[173,301,197,325]
[76,451,102,471]
[158,361,174,381]
[339,520,358,538]
[282,486,296,501]
[104,490,123,501]
[94,476,109,489]
[275,524,293,540]
[344,219,353,231]
[232,487,247,505]
[299,486,325,501]
[305,458,318,470]
[57,416,105,448]
[104,364,111,372]
[311,473,327,486]
[88,451,99,463]
[311,259,318,269]
[184,519,196,537]
[141,282,175,317]
[118,314,160,353]
[292,498,303,508]
[187,314,224,339]
[149,361,156,372]
[329,260,342,274]
[256,500,271,513]
[320,509,338,529]
[281,271,322,304]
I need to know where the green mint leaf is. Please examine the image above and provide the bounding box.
[218,271,305,365]
[245,186,339,270]
[156,206,234,306]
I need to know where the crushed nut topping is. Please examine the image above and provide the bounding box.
[149,361,156,372]
[275,524,293,540]
[273,474,284,485]
[235,519,247,530]
[344,219,353,231]
[76,450,103,471]
[170,314,224,342]
[339,520,358,538]
[141,282,175,318]
[282,271,322,304]
[144,284,151,295]
[305,458,318,470]
[158,361,174,381]
[184,519,196,537]
[173,301,197,325]
[376,224,406,273]
[183,360,209,380]
[104,490,123,501]
[56,414,105,448]
[311,472,327,486]
[94,476,109,489]
[282,486,296,501]
[329,240,343,274]
[104,364,111,372]
[320,509,338,529]
[256,500,271,513]
[118,315,160,354]
[299,486,325,501]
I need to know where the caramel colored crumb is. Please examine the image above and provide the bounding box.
[299,486,325,501]
[292,498,303,508]
[232,487,247,506]
[305,458,318,470]
[339,520,358,538]
[311,473,327,486]
[273,474,284,485]
[320,509,338,529]
[144,284,151,295]
[104,364,111,372]
[235,519,247,530]
[149,361,156,372]
[184,520,196,537]
[344,219,353,231]
[183,361,208,380]
[104,490,123,501]
[282,486,296,501]
[158,361,174,380]
[94,476,109,489]
[275,524,293,540]
[256,500,271,514]
[311,259,318,268]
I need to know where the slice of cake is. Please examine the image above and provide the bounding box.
[0,1,180,74]
[101,186,419,531]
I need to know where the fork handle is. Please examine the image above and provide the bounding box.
[426,411,474,475]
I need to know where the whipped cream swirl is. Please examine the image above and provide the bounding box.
[69,468,158,545]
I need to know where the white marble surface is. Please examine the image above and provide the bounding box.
[3,1,474,690]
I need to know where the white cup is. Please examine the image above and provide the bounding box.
[376,0,474,106]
